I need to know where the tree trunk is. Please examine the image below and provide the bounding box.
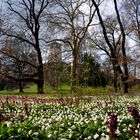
[71,53,78,92]
[112,58,129,93]
[35,33,44,94]
[37,79,44,94]
[37,63,44,94]
[122,75,129,93]
[113,68,118,93]
[36,46,44,94]
[124,82,128,93]
[114,0,129,93]
[116,64,128,93]
[19,81,24,93]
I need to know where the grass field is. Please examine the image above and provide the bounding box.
[0,83,140,98]
[0,84,114,97]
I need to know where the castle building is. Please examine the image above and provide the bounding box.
[48,42,62,63]
[45,42,62,89]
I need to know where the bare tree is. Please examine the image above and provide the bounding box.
[2,0,49,93]
[124,0,140,41]
[0,36,38,92]
[89,17,122,92]
[92,0,129,93]
[46,0,100,91]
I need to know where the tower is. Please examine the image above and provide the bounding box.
[48,42,62,63]
[46,42,62,89]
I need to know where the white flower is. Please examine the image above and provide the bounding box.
[48,134,52,138]
[42,125,45,130]
[129,124,132,128]
[87,136,92,139]
[28,130,32,135]
[94,120,97,124]
[106,128,110,132]
[6,121,12,127]
[137,123,140,128]
[101,133,106,137]
[123,128,127,132]
[100,136,107,140]
[135,130,138,134]
[94,133,99,139]
[71,125,75,130]
[105,135,110,140]
[69,133,72,138]
[116,129,120,135]
[54,131,57,135]
[18,128,22,133]
[33,132,39,136]
[60,123,65,127]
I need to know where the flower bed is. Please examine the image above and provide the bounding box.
[0,95,140,140]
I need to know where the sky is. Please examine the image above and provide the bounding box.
[0,0,8,18]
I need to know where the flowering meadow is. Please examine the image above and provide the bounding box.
[0,95,140,140]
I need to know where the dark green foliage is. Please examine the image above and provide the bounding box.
[0,81,6,90]
[79,53,107,87]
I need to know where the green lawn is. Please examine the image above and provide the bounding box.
[0,83,139,98]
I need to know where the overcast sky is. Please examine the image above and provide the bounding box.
[0,0,8,15]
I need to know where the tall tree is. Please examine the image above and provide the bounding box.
[0,37,38,92]
[2,0,49,93]
[46,0,100,91]
[124,0,140,41]
[79,53,107,87]
[92,0,129,93]
[90,16,122,92]
[123,0,140,83]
